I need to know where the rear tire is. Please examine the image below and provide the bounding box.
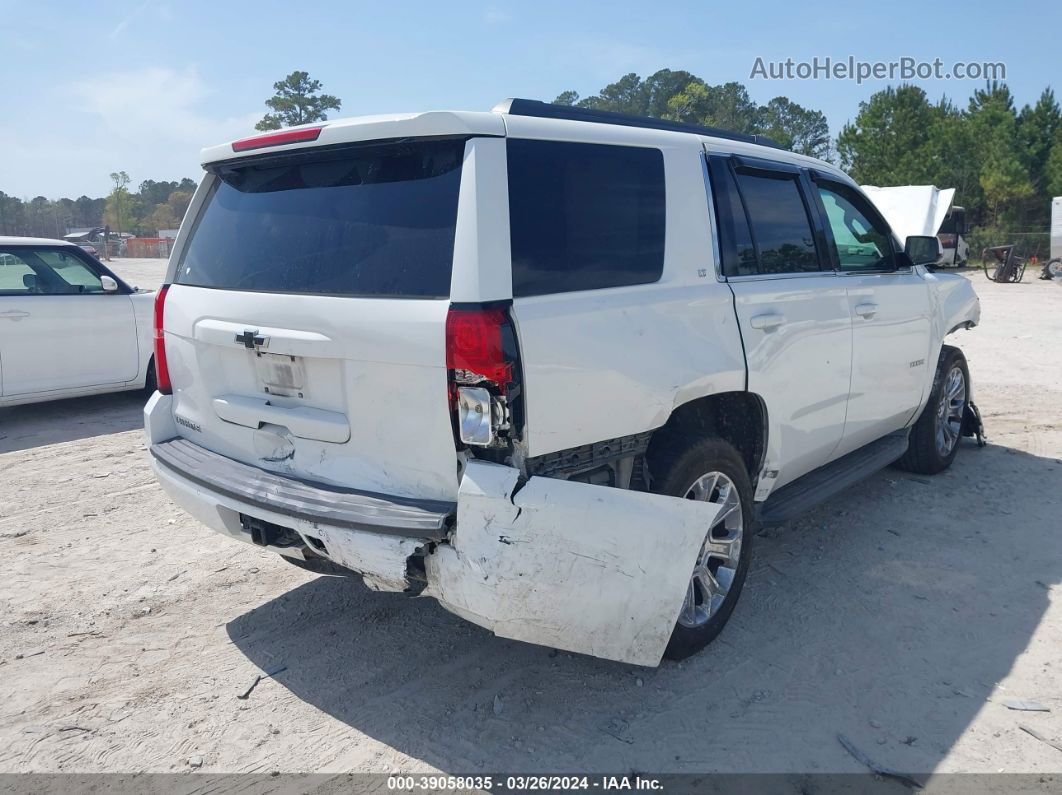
[895,346,970,475]
[649,436,754,661]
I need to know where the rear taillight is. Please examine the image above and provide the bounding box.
[445,307,516,447]
[153,285,172,394]
[446,307,512,386]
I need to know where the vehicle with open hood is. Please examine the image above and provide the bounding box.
[862,184,969,267]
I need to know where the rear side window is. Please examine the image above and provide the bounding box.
[734,170,821,275]
[707,157,757,277]
[507,139,665,297]
[175,139,465,298]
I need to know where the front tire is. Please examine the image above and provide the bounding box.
[649,437,754,660]
[895,346,970,475]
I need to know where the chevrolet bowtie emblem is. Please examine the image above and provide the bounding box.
[234,330,268,350]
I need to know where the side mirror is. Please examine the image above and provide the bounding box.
[905,235,942,267]
[101,275,119,292]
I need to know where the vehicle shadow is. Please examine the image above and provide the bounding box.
[227,440,1062,774]
[0,391,146,454]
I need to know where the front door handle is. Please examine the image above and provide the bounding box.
[854,303,878,318]
[0,310,30,321]
[749,312,785,330]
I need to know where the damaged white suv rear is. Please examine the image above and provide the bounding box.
[146,99,981,666]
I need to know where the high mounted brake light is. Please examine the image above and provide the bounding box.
[231,127,323,152]
[153,285,172,394]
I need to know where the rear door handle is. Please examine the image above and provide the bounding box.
[749,312,785,330]
[0,310,30,321]
[854,303,878,318]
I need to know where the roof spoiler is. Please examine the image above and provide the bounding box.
[492,97,783,149]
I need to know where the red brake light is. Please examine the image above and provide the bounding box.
[231,126,323,152]
[153,285,172,394]
[445,307,512,386]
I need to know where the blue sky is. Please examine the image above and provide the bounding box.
[3,0,1058,198]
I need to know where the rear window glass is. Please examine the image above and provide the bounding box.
[175,139,465,298]
[507,139,665,297]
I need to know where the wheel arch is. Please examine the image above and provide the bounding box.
[648,391,768,484]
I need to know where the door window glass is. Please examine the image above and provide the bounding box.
[0,248,104,294]
[734,172,820,274]
[37,250,105,291]
[0,252,37,294]
[817,185,895,271]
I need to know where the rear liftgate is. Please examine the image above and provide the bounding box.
[425,461,720,667]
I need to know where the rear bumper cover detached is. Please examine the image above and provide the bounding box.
[145,393,720,666]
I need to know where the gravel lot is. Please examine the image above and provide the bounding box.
[2,258,1060,775]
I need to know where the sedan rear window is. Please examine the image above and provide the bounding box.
[175,139,465,298]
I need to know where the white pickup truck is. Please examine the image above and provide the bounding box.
[146,99,982,666]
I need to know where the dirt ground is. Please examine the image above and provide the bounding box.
[2,258,1061,776]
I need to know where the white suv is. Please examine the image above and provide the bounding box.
[146,99,981,666]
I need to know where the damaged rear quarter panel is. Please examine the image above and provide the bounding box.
[424,461,719,667]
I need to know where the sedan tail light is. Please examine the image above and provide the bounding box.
[153,285,172,394]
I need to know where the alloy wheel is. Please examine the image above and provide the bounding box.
[935,365,966,457]
[677,471,743,628]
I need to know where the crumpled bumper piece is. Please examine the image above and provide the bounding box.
[425,461,718,667]
[310,526,424,592]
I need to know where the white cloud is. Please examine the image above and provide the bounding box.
[483,6,511,24]
[110,0,154,39]
[70,66,259,149]
[1,67,259,198]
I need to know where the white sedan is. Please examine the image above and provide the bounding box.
[0,237,156,407]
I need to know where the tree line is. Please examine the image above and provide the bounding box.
[4,68,1060,256]
[838,82,1061,255]
[554,69,831,159]
[0,177,197,239]
[556,70,1062,255]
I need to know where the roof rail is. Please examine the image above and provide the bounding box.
[492,98,783,149]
